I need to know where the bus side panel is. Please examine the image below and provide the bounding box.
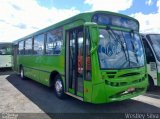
[18,54,64,86]
[24,67,35,80]
[157,73,160,86]
[19,56,39,81]
[39,71,50,86]
[83,81,93,102]
[147,63,158,86]
[12,44,18,71]
[38,53,64,86]
[0,55,12,68]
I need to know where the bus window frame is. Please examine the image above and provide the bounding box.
[18,40,25,55]
[45,27,63,56]
[24,37,33,56]
[33,33,45,56]
[146,34,160,62]
[97,27,145,70]
[142,37,156,63]
[0,44,12,55]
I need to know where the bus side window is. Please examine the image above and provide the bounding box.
[142,38,155,63]
[34,34,45,55]
[46,29,63,55]
[25,38,32,55]
[18,41,24,55]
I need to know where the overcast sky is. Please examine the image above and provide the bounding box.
[0,0,160,42]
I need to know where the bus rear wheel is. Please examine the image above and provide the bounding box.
[54,75,65,99]
[20,67,25,80]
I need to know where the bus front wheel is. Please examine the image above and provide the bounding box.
[54,75,65,99]
[148,77,154,91]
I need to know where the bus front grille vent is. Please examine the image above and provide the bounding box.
[106,72,117,78]
[105,80,127,87]
[132,77,145,84]
[118,72,140,77]
[106,72,117,75]
[105,77,145,87]
[107,75,115,78]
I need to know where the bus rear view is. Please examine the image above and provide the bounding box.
[0,43,12,68]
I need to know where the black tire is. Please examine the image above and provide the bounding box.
[20,66,25,80]
[147,77,154,91]
[54,75,66,99]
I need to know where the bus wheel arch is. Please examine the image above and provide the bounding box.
[49,71,60,87]
[148,75,154,91]
[49,71,65,99]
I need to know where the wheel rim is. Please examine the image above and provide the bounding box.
[20,69,23,78]
[55,80,63,95]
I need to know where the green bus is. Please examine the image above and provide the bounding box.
[0,43,12,68]
[141,34,160,89]
[12,11,148,104]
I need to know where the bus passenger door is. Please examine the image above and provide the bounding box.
[66,27,84,98]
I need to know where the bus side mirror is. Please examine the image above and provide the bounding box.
[90,26,99,44]
[84,22,99,45]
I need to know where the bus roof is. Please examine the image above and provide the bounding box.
[141,33,160,35]
[141,33,160,38]
[0,42,12,45]
[13,11,139,44]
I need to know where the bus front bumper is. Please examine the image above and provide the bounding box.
[90,78,148,104]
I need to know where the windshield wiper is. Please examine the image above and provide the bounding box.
[129,30,139,64]
[120,31,131,67]
[106,26,130,65]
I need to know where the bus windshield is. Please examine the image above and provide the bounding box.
[0,44,12,55]
[147,34,160,61]
[98,28,144,69]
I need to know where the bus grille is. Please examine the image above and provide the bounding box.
[106,72,140,79]
[118,72,140,77]
[105,77,145,87]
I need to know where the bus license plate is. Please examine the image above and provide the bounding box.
[127,87,135,92]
